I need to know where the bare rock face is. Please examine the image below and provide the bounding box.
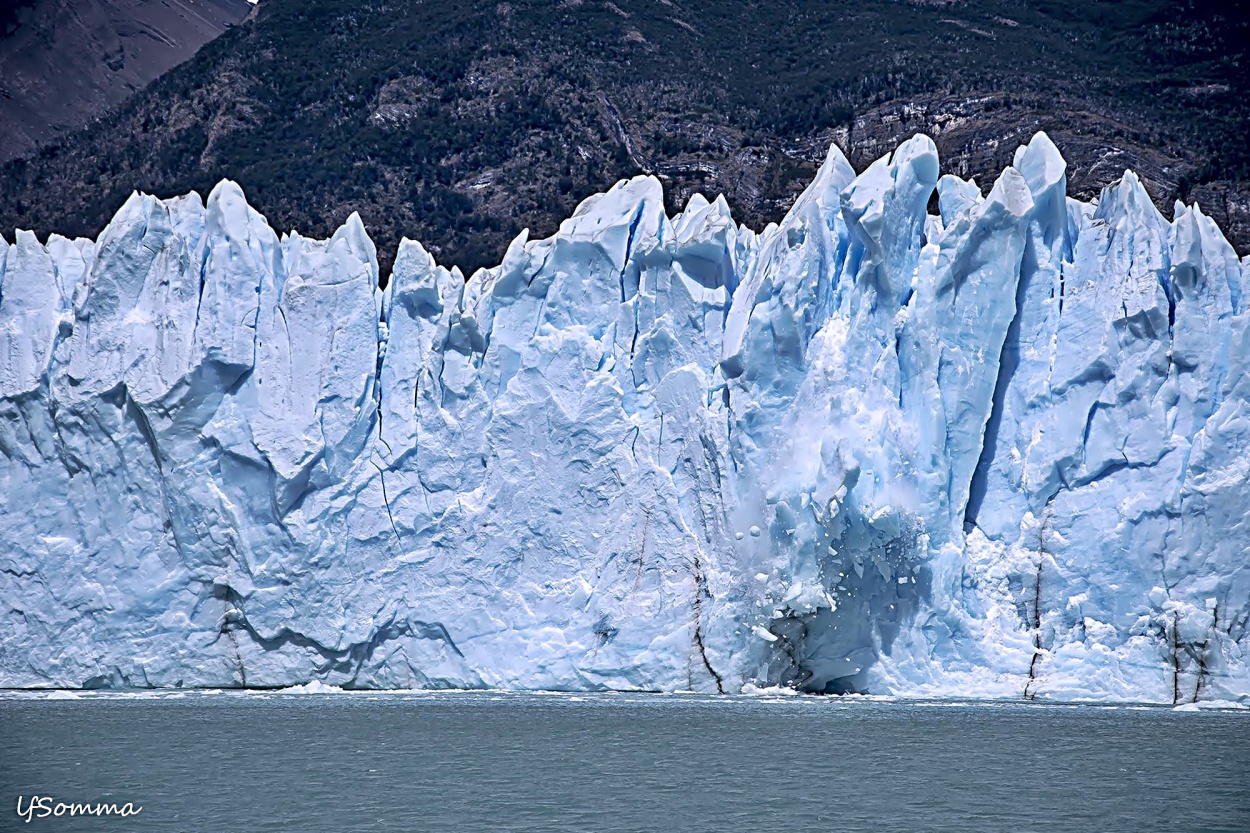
[2,0,1247,284]
[0,0,252,162]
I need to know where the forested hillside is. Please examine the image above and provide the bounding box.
[2,0,1247,278]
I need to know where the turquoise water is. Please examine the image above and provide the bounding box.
[1,692,1247,832]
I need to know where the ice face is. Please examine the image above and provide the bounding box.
[1,134,1247,703]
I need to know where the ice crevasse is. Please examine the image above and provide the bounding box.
[2,132,1248,702]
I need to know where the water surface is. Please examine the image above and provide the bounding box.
[2,692,1247,832]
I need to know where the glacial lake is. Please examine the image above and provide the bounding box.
[1,691,1248,832]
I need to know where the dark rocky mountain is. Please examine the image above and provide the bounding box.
[2,0,1247,279]
[0,0,253,163]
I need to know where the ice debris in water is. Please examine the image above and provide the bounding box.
[1,132,1248,704]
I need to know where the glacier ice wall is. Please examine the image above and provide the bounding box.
[2,132,1248,702]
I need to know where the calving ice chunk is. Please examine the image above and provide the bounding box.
[1,133,1247,704]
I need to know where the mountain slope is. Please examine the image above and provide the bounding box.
[0,0,253,162]
[1,0,1248,277]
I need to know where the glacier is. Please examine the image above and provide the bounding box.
[1,132,1248,703]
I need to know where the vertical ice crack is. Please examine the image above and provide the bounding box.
[371,459,401,543]
[1170,610,1182,705]
[618,200,646,303]
[122,388,187,564]
[1023,504,1053,700]
[691,553,725,694]
[964,248,1030,529]
[1194,601,1216,703]
[616,199,647,389]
